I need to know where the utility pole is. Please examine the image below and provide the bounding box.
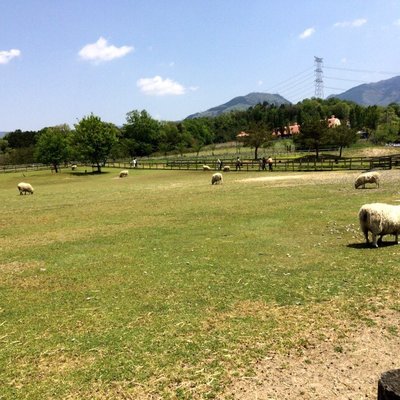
[314,56,324,98]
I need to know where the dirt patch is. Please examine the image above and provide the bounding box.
[226,308,400,399]
[237,169,400,188]
[0,260,45,274]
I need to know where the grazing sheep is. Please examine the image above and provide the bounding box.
[203,165,211,171]
[223,165,230,172]
[71,164,77,171]
[354,171,380,189]
[211,173,223,185]
[119,170,129,178]
[17,182,34,195]
[359,203,400,247]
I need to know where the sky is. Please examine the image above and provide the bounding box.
[1,0,400,132]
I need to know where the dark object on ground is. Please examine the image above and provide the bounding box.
[378,369,400,400]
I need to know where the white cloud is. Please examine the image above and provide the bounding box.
[78,37,133,63]
[334,18,367,28]
[137,76,186,96]
[394,19,400,26]
[0,49,21,64]
[299,27,315,39]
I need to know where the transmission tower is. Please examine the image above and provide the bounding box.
[314,56,324,98]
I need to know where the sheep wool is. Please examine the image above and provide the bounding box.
[119,170,129,178]
[203,165,211,171]
[211,173,223,185]
[354,171,380,189]
[359,203,400,247]
[223,166,230,172]
[17,182,34,195]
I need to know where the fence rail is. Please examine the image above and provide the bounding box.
[104,154,400,172]
[2,154,400,174]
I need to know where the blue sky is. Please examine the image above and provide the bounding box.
[1,0,400,131]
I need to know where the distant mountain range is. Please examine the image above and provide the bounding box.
[186,92,291,119]
[186,76,400,120]
[329,75,400,106]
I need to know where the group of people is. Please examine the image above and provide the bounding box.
[261,156,273,171]
[216,156,274,171]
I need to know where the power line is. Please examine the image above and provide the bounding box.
[324,85,348,92]
[324,65,400,75]
[266,66,314,92]
[324,76,367,84]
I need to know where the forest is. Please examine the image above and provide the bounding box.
[1,97,400,168]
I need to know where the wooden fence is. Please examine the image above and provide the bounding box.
[104,154,400,172]
[2,154,400,174]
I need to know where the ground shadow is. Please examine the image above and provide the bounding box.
[70,171,112,176]
[347,241,397,249]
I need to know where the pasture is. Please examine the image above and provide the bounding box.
[0,168,399,399]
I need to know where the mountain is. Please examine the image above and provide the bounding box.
[329,75,400,106]
[186,92,291,119]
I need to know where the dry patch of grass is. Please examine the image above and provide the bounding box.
[225,296,400,400]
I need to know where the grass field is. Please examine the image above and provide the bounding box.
[1,167,400,399]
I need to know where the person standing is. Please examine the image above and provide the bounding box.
[235,157,242,171]
[267,157,273,171]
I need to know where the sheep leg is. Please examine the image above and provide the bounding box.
[362,228,369,244]
[371,233,379,248]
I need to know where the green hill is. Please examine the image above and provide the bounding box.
[186,92,291,119]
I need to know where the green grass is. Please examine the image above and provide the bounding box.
[1,168,399,399]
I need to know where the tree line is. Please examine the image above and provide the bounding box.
[1,97,400,171]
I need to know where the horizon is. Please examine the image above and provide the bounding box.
[2,0,400,132]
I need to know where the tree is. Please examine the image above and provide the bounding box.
[242,120,272,160]
[35,124,71,172]
[4,129,38,148]
[73,114,118,173]
[295,118,329,160]
[182,118,215,146]
[0,139,9,153]
[328,124,357,157]
[122,110,161,156]
[370,107,400,144]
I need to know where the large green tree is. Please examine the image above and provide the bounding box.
[73,114,118,173]
[295,118,329,160]
[35,124,71,172]
[122,110,161,156]
[242,120,272,160]
[328,124,357,157]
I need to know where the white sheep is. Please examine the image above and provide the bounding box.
[71,164,77,171]
[211,173,223,185]
[354,171,380,189]
[203,165,211,171]
[223,165,230,172]
[17,182,34,195]
[119,170,129,178]
[359,203,400,247]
